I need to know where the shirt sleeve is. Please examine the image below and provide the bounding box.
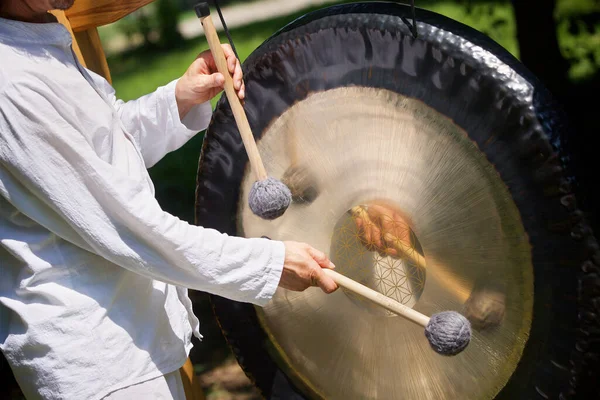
[87,69,213,168]
[0,80,284,307]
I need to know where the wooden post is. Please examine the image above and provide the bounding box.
[73,28,112,84]
[50,10,111,83]
[51,0,156,83]
[65,0,155,32]
[180,358,207,400]
[49,10,86,68]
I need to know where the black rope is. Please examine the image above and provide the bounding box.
[400,0,418,38]
[410,0,418,38]
[213,0,240,61]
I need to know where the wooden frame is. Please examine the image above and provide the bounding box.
[50,0,154,84]
[50,3,206,399]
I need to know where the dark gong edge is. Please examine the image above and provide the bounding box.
[194,2,600,399]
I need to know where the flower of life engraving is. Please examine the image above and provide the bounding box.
[330,205,426,315]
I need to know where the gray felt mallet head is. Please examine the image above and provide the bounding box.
[195,2,292,220]
[425,311,472,356]
[248,177,292,220]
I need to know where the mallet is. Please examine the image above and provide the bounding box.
[323,269,472,356]
[195,3,292,220]
[260,234,471,356]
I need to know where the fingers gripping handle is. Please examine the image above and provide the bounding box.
[322,269,431,327]
[195,3,268,181]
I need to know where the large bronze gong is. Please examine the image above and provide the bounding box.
[195,2,599,399]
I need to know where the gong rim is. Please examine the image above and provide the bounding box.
[195,2,598,399]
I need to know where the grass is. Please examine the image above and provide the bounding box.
[106,5,332,101]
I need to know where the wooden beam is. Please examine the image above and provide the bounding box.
[179,358,206,400]
[49,10,87,68]
[65,0,155,32]
[73,28,113,84]
[51,10,111,82]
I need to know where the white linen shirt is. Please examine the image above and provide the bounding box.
[0,17,285,400]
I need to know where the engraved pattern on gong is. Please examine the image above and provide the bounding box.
[330,205,426,313]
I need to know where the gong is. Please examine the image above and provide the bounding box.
[195,2,598,399]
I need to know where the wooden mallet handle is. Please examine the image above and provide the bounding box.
[323,269,431,327]
[195,3,267,181]
[258,235,430,327]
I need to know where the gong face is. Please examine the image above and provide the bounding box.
[196,2,596,399]
[237,87,533,399]
[329,208,427,314]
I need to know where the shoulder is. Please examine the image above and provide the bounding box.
[0,42,25,94]
[0,52,73,154]
[0,42,51,103]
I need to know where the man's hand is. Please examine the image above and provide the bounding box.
[175,44,244,120]
[279,241,339,294]
[352,202,413,257]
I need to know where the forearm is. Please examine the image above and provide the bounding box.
[0,159,285,305]
[0,89,283,305]
[114,79,212,167]
[86,69,212,167]
[175,78,197,121]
